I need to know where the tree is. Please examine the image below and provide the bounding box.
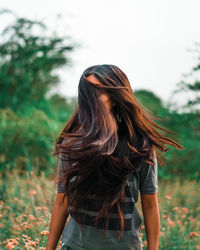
[0,10,79,175]
[160,43,200,180]
[0,9,79,116]
[171,42,200,113]
[135,89,199,180]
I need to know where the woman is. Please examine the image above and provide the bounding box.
[46,64,183,250]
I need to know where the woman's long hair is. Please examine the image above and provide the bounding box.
[53,64,183,239]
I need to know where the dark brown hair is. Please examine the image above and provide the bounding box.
[53,64,183,239]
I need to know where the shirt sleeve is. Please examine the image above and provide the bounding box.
[138,152,158,194]
[56,155,66,193]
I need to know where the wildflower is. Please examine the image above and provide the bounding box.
[11,239,19,246]
[35,206,42,211]
[167,217,175,227]
[5,242,15,249]
[177,209,182,214]
[4,239,19,249]
[165,194,172,200]
[42,206,48,211]
[27,240,37,247]
[29,190,37,196]
[29,214,35,220]
[35,239,40,244]
[181,214,186,219]
[181,207,189,214]
[25,242,35,250]
[188,216,195,223]
[186,232,199,238]
[41,230,49,236]
[27,223,33,229]
[22,234,31,240]
[12,225,21,231]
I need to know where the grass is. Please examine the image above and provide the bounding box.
[0,169,200,249]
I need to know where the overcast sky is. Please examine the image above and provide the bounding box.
[1,0,200,107]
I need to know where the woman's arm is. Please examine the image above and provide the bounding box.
[141,193,160,250]
[46,193,69,250]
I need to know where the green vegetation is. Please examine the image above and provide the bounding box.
[0,170,199,249]
[0,9,199,249]
[0,11,77,177]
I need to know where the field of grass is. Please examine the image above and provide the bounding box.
[0,169,200,249]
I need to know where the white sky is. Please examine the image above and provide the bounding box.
[1,0,200,107]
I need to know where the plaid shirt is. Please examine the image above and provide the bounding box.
[57,155,158,250]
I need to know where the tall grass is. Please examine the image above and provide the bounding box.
[0,169,199,249]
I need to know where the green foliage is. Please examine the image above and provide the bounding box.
[0,11,78,175]
[134,89,168,116]
[135,89,200,180]
[0,108,60,175]
[1,172,200,249]
[48,94,77,122]
[0,12,77,116]
[162,112,200,180]
[172,42,200,112]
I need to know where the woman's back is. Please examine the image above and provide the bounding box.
[46,64,182,250]
[57,152,159,250]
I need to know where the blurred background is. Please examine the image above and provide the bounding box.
[0,1,200,249]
